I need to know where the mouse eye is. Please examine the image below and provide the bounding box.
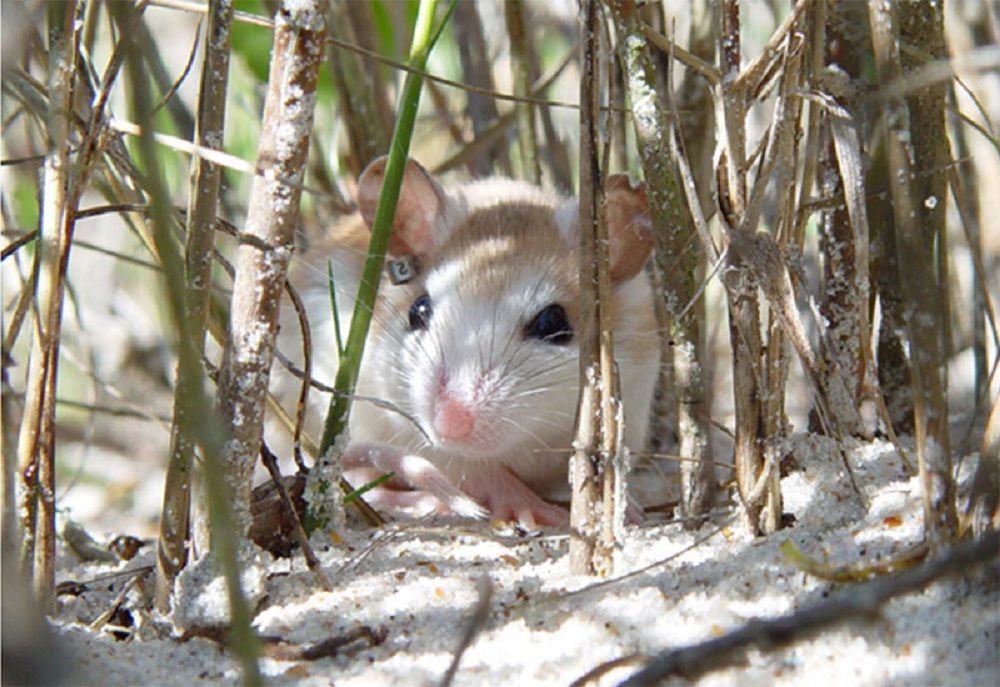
[408,294,433,331]
[524,304,572,345]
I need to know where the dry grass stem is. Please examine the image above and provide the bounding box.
[869,0,956,545]
[215,0,328,537]
[155,0,236,612]
[15,0,82,612]
[569,0,618,576]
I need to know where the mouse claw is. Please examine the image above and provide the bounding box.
[459,466,569,530]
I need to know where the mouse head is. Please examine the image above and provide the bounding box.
[356,156,654,460]
[358,157,653,280]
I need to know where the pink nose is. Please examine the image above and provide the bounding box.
[434,395,475,442]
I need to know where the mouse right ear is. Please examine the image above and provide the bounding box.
[605,174,654,283]
[357,156,447,257]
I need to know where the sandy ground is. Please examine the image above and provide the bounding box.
[21,434,997,687]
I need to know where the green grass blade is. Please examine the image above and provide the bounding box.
[318,0,446,455]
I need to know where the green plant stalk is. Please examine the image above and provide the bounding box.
[342,472,395,504]
[318,0,447,455]
[327,261,344,356]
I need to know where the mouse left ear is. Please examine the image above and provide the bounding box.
[357,156,447,257]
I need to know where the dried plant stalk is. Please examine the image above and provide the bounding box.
[947,88,988,411]
[868,0,955,544]
[606,0,715,523]
[329,0,391,177]
[155,0,235,612]
[715,0,776,535]
[504,0,541,184]
[672,2,717,523]
[15,0,80,611]
[674,0,716,220]
[868,144,914,433]
[107,2,262,679]
[964,398,1000,535]
[570,0,619,576]
[814,3,869,438]
[132,13,196,139]
[216,0,329,538]
[453,0,510,176]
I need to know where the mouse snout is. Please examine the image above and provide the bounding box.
[433,392,476,442]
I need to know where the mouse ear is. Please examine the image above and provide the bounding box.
[357,156,446,256]
[605,174,654,283]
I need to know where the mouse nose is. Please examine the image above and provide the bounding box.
[434,394,475,442]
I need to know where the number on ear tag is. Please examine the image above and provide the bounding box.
[388,256,420,285]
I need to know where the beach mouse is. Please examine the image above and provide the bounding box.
[288,157,660,529]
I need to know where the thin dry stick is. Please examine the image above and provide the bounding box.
[570,0,622,577]
[811,77,872,438]
[132,12,196,138]
[215,0,329,537]
[504,0,541,183]
[155,0,235,613]
[733,0,809,95]
[439,576,494,687]
[669,18,717,524]
[15,0,80,611]
[150,20,201,119]
[619,532,1000,685]
[608,0,716,524]
[109,0,261,677]
[868,0,955,546]
[259,444,331,591]
[947,89,988,411]
[433,47,576,175]
[453,0,510,176]
[639,21,720,85]
[151,0,588,112]
[713,0,775,535]
[328,0,389,176]
[344,0,395,158]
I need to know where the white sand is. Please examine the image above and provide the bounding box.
[46,434,999,686]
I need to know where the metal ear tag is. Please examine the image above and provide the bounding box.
[388,256,420,285]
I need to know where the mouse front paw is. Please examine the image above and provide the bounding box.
[342,443,488,519]
[460,467,569,530]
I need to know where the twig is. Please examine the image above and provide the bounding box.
[781,539,930,583]
[156,0,234,613]
[440,576,494,687]
[433,46,576,175]
[733,0,809,96]
[150,20,201,118]
[504,0,541,183]
[259,444,331,591]
[259,625,387,661]
[215,0,328,536]
[109,1,262,681]
[570,655,646,687]
[618,533,1000,685]
[639,21,720,85]
[0,231,38,261]
[16,0,82,612]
